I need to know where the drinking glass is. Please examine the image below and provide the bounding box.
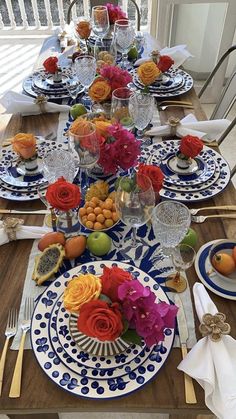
[166,244,196,293]
[91,5,110,49]
[152,201,191,258]
[75,55,96,107]
[114,19,135,69]
[111,87,134,130]
[42,150,76,184]
[74,17,91,51]
[115,174,155,249]
[129,92,155,137]
[69,122,100,196]
[65,80,81,103]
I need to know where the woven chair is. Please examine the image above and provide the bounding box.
[66,0,141,31]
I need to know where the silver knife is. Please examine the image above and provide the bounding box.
[0,209,50,215]
[175,294,197,404]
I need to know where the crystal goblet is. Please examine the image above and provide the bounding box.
[129,91,155,138]
[166,244,196,292]
[75,55,96,108]
[113,19,135,69]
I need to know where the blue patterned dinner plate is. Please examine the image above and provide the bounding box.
[31,261,175,399]
[194,241,236,300]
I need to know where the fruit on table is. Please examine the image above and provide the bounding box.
[38,231,66,252]
[70,104,87,120]
[211,252,235,276]
[232,246,236,263]
[64,235,87,259]
[87,231,112,256]
[85,180,109,202]
[181,228,198,248]
[128,46,138,60]
[32,244,65,285]
[79,195,119,230]
[120,116,133,127]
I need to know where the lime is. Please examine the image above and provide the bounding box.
[70,104,87,120]
[128,46,138,60]
[120,116,133,127]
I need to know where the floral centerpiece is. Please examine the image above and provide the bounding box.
[137,51,175,86]
[11,133,38,173]
[64,265,178,348]
[89,64,132,103]
[106,3,127,24]
[46,177,81,232]
[43,56,62,83]
[177,135,204,169]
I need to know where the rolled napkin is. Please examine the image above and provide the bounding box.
[135,44,193,67]
[145,113,231,143]
[178,283,236,419]
[0,218,51,246]
[0,91,70,116]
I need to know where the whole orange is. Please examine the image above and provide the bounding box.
[64,235,87,259]
[212,252,235,276]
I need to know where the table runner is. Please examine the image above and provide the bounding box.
[11,110,197,350]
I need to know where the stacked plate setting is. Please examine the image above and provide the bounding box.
[23,68,82,101]
[0,138,65,201]
[141,140,231,203]
[133,68,193,98]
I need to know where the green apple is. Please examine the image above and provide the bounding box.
[128,46,138,61]
[120,116,133,127]
[87,232,112,256]
[181,228,198,248]
[70,104,87,120]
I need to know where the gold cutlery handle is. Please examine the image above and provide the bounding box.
[159,101,192,105]
[206,214,236,220]
[0,337,10,396]
[196,205,236,213]
[159,105,194,109]
[181,343,197,404]
[9,331,27,398]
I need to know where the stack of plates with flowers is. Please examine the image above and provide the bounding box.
[31,261,178,398]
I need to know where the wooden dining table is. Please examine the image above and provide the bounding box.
[0,42,236,419]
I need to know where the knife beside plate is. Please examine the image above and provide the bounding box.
[175,294,197,404]
[0,209,50,215]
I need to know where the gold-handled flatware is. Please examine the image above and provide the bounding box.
[9,298,34,398]
[158,104,194,111]
[192,214,236,223]
[190,205,236,215]
[0,308,18,396]
[158,100,193,106]
[0,209,50,215]
[175,295,197,404]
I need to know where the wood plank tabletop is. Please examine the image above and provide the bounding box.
[0,88,235,418]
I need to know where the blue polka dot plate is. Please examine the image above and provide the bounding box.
[31,261,175,399]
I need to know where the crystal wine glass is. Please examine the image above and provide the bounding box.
[111,87,134,130]
[91,5,110,51]
[114,19,135,69]
[69,122,100,196]
[152,201,191,258]
[129,91,155,138]
[75,55,96,108]
[115,174,155,250]
[166,244,196,293]
[74,17,91,51]
[42,150,76,184]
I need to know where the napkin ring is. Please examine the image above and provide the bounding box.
[3,217,24,241]
[34,95,48,114]
[199,312,231,342]
[167,117,180,136]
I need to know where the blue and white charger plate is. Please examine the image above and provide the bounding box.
[195,240,236,300]
[31,261,175,399]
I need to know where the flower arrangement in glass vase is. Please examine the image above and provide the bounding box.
[63,265,178,349]
[43,56,62,83]
[46,177,81,233]
[176,135,204,170]
[137,51,175,87]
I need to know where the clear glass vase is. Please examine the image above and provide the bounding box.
[57,209,80,236]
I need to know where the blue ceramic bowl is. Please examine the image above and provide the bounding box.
[209,239,236,283]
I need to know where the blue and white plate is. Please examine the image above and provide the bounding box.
[195,240,236,300]
[31,261,175,399]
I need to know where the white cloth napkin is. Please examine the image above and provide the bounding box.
[145,113,231,143]
[135,44,193,67]
[178,283,236,419]
[0,220,50,246]
[0,91,70,116]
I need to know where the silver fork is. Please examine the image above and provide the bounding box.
[9,297,34,398]
[192,214,236,223]
[190,205,236,215]
[0,308,18,396]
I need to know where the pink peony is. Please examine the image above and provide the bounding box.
[106,3,127,24]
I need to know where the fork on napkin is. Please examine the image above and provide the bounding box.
[178,283,236,419]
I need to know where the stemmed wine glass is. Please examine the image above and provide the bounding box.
[129,91,155,138]
[75,55,96,108]
[111,87,134,130]
[113,19,135,69]
[69,122,100,197]
[115,174,155,250]
[166,244,196,293]
[91,5,110,52]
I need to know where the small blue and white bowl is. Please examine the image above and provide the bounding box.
[209,239,236,284]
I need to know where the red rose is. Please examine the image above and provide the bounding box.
[101,266,133,302]
[138,164,164,192]
[77,300,123,341]
[43,57,58,74]
[46,177,81,211]
[157,55,174,72]
[179,135,204,158]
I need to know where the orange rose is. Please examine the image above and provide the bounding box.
[76,21,91,40]
[137,61,161,86]
[12,133,36,159]
[89,77,111,102]
[69,118,93,135]
[94,120,112,138]
[63,273,102,313]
